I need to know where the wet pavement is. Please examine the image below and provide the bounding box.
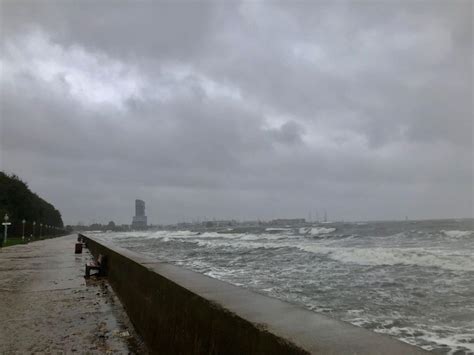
[0,234,148,354]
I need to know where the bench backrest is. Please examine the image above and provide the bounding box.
[97,254,106,265]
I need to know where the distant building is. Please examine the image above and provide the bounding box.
[131,199,148,229]
[202,220,237,228]
[271,218,306,226]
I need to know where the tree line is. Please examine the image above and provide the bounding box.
[0,172,64,237]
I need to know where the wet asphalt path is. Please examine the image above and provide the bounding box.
[0,234,147,353]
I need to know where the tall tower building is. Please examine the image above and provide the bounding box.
[131,199,147,229]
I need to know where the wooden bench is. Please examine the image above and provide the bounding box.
[85,254,107,277]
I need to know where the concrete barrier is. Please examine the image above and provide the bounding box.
[83,235,427,354]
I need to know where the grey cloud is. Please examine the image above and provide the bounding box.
[2,0,216,61]
[195,1,472,148]
[266,121,305,145]
[1,0,472,224]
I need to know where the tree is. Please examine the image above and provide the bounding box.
[107,221,116,230]
[0,172,64,237]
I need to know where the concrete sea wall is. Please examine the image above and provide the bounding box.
[82,235,427,354]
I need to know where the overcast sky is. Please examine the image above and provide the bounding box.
[1,1,472,225]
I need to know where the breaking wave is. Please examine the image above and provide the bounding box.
[299,227,336,235]
[298,245,474,272]
[442,230,473,238]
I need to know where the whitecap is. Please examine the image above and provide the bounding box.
[442,230,473,238]
[299,227,336,235]
[297,245,474,272]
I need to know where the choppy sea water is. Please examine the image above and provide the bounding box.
[92,219,474,354]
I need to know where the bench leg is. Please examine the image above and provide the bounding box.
[85,264,91,278]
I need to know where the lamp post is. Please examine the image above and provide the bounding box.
[33,221,36,238]
[22,219,26,240]
[3,214,12,244]
[40,223,43,238]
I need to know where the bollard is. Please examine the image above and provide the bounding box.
[75,242,83,254]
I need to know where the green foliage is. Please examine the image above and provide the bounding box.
[3,237,28,247]
[0,172,64,235]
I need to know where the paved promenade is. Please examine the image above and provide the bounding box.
[0,234,147,353]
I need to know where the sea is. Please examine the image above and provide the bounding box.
[91,219,474,354]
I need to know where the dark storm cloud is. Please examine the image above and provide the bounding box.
[1,0,216,60]
[0,0,472,224]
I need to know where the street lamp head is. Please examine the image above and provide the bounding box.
[22,219,26,224]
[4,214,9,222]
[33,221,36,226]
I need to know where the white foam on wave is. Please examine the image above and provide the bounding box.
[158,231,293,244]
[417,332,474,353]
[148,230,192,239]
[153,231,237,240]
[105,230,197,240]
[298,245,474,272]
[376,323,474,354]
[310,227,336,235]
[147,230,474,272]
[110,228,474,273]
[240,233,290,241]
[193,238,284,251]
[98,231,155,240]
[125,230,292,251]
[442,230,473,238]
[299,227,336,235]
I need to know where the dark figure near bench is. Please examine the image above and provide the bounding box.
[85,254,108,278]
